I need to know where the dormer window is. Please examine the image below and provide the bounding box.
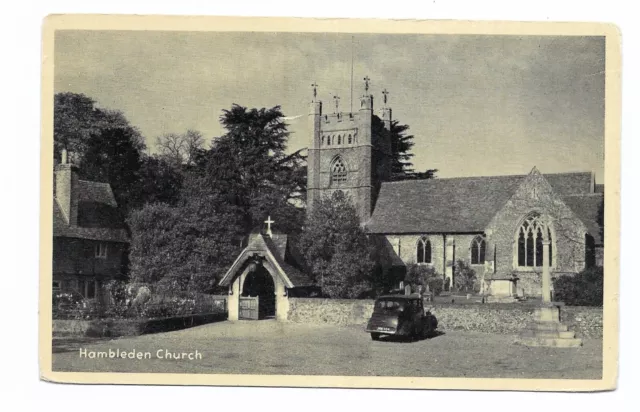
[95,242,108,259]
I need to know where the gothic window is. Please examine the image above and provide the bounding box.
[470,236,486,264]
[327,135,331,146]
[330,157,347,185]
[416,237,432,264]
[338,135,342,145]
[517,213,553,267]
[322,135,326,146]
[348,134,352,144]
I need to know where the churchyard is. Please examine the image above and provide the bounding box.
[52,320,602,379]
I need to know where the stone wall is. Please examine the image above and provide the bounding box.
[53,312,227,338]
[287,298,603,338]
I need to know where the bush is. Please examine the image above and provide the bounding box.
[553,266,603,306]
[453,259,477,293]
[405,264,443,296]
[427,277,444,296]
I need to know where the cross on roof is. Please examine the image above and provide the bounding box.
[382,88,389,106]
[363,76,370,93]
[311,82,318,99]
[264,215,275,238]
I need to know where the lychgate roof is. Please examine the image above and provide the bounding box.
[219,232,314,288]
[367,172,596,235]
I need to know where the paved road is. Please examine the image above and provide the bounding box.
[52,320,602,379]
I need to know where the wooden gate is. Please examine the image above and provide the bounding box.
[239,296,259,320]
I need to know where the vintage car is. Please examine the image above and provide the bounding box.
[365,294,438,341]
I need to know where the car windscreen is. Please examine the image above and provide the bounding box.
[374,299,405,312]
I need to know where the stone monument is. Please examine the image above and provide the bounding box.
[516,235,583,347]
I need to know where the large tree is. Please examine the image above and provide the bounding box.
[298,191,375,298]
[371,115,438,181]
[186,104,306,235]
[155,129,205,166]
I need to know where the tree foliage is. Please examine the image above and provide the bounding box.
[453,259,477,292]
[155,129,205,166]
[298,191,375,298]
[553,266,603,306]
[54,92,187,214]
[405,264,443,295]
[127,198,244,293]
[186,104,306,235]
[371,115,437,181]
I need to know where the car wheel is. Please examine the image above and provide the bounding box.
[371,333,381,341]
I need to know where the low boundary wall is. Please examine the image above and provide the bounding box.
[53,312,227,338]
[287,298,602,338]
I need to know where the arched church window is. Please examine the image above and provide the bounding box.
[416,237,432,264]
[517,213,553,267]
[338,135,342,145]
[330,157,348,185]
[471,236,486,264]
[348,134,352,144]
[322,135,326,146]
[326,135,331,146]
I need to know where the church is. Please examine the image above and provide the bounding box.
[221,79,604,320]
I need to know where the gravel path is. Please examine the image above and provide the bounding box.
[52,320,602,379]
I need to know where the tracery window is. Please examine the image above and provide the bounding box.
[517,213,553,267]
[330,157,347,185]
[416,237,432,264]
[470,236,486,264]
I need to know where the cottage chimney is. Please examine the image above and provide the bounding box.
[55,149,79,226]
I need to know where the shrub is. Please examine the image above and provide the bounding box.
[453,259,477,293]
[405,264,443,296]
[553,266,603,306]
[427,277,444,296]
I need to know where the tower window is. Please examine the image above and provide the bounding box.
[416,237,432,264]
[330,157,348,185]
[348,134,352,144]
[322,135,326,146]
[326,135,331,146]
[470,236,486,264]
[338,135,342,145]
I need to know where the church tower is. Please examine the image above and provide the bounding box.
[306,78,391,223]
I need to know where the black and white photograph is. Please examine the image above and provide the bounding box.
[40,16,620,391]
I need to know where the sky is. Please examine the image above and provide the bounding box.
[54,31,605,182]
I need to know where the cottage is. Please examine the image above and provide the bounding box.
[52,150,130,303]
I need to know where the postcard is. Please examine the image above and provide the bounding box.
[40,15,620,391]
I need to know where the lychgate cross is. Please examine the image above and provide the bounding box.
[363,76,370,93]
[382,88,389,106]
[264,216,275,238]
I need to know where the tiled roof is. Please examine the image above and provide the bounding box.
[263,236,315,287]
[367,172,594,234]
[53,179,129,243]
[562,194,604,245]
